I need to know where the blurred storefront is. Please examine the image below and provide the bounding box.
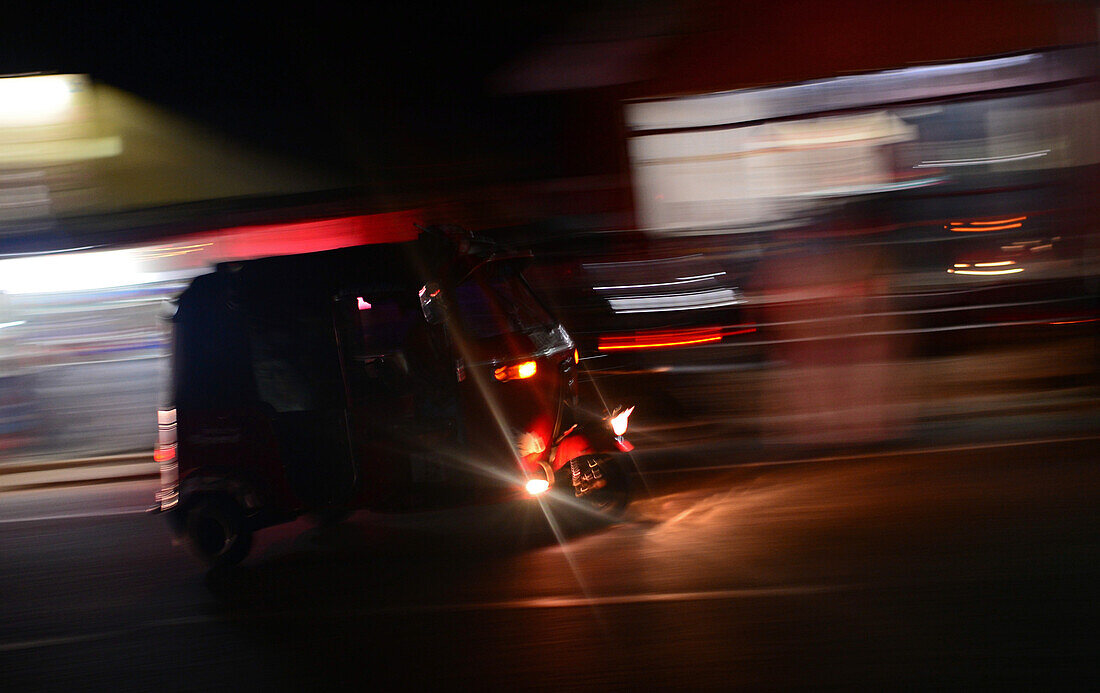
[500,0,1100,236]
[0,74,415,460]
[499,0,1100,444]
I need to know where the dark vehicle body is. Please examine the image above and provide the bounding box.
[154,229,634,566]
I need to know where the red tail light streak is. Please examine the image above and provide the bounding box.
[947,216,1026,232]
[597,326,755,351]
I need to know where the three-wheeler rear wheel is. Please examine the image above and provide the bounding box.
[183,495,253,569]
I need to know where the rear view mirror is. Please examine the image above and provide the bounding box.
[418,283,445,324]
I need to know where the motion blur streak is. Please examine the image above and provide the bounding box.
[915,149,1049,167]
[607,289,740,314]
[949,222,1024,232]
[598,328,724,351]
[0,249,152,294]
[948,268,1025,275]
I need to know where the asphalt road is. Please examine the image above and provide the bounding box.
[1,436,1098,691]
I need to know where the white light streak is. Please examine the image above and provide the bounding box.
[0,249,154,294]
[593,273,724,291]
[583,254,704,270]
[947,267,1025,276]
[676,272,726,281]
[915,150,1049,168]
[608,288,741,314]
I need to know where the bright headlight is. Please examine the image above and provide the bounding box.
[525,478,550,496]
[609,406,634,437]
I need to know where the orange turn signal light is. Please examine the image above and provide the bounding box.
[494,360,537,381]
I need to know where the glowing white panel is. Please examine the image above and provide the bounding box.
[0,248,154,294]
[0,75,82,128]
[630,112,915,230]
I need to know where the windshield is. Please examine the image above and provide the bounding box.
[453,262,555,339]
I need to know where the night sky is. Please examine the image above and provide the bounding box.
[2,3,585,186]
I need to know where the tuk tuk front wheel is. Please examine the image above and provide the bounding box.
[184,496,253,568]
[560,455,629,516]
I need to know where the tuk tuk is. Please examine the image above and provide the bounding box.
[153,226,635,566]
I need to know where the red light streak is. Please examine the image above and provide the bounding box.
[154,210,423,265]
[950,223,1023,232]
[946,215,1026,232]
[971,216,1027,225]
[598,326,754,351]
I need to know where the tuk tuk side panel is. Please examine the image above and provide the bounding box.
[239,279,362,512]
[333,289,479,510]
[172,272,310,515]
